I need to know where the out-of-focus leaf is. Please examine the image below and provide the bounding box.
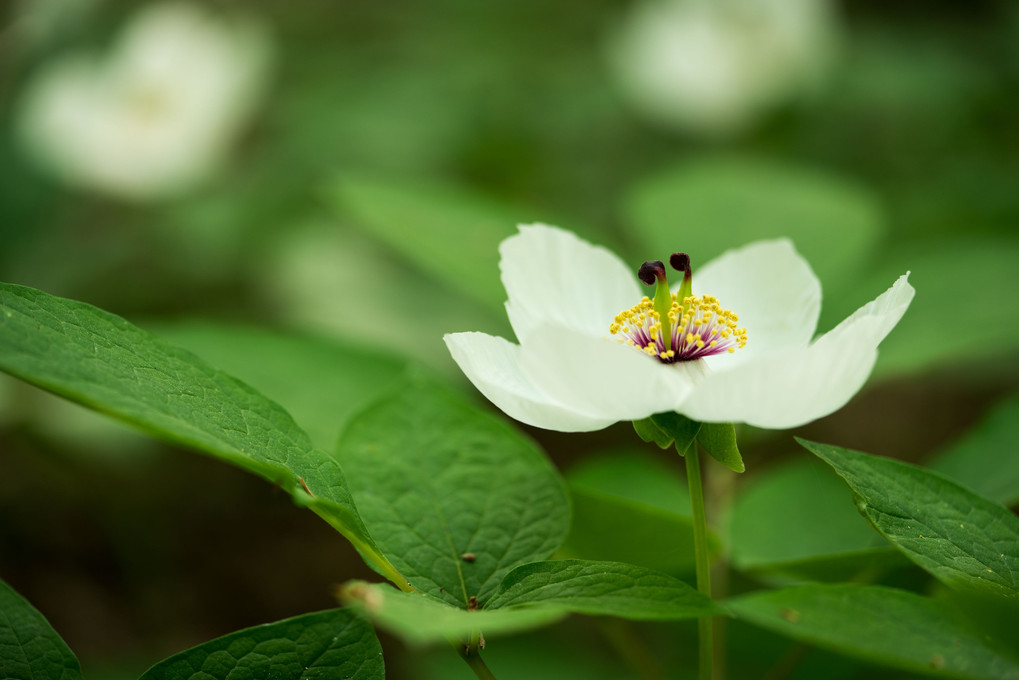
[730,458,886,572]
[138,609,384,680]
[829,238,1019,377]
[150,321,406,450]
[567,449,690,515]
[488,560,723,620]
[729,584,1019,679]
[0,283,386,575]
[801,439,1019,601]
[262,220,508,371]
[337,377,570,608]
[624,156,884,291]
[413,627,632,680]
[339,583,564,645]
[928,393,1019,507]
[742,548,911,584]
[564,486,710,573]
[324,175,528,311]
[0,579,81,680]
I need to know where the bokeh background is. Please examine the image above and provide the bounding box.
[1,0,1018,678]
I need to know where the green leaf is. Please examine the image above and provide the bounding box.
[0,283,386,576]
[337,377,570,608]
[149,321,406,450]
[0,579,82,680]
[801,439,1019,601]
[138,609,384,680]
[730,458,887,573]
[339,582,565,645]
[625,156,883,291]
[696,423,744,473]
[324,175,526,311]
[648,411,701,456]
[487,560,724,620]
[632,417,673,449]
[729,584,1019,679]
[928,393,1019,507]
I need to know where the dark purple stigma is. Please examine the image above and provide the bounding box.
[670,252,690,272]
[637,260,666,286]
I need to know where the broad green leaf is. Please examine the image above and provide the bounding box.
[563,486,706,573]
[729,584,1019,679]
[339,583,564,645]
[730,458,886,572]
[0,579,82,680]
[324,175,525,311]
[625,156,883,291]
[567,449,690,516]
[138,609,383,680]
[928,393,1019,507]
[0,283,387,577]
[696,422,744,473]
[801,439,1019,601]
[337,378,570,608]
[149,321,405,450]
[487,560,723,620]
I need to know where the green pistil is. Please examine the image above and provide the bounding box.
[671,252,693,301]
[653,276,672,349]
[638,260,673,350]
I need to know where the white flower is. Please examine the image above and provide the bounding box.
[16,2,271,201]
[444,224,913,432]
[607,0,838,137]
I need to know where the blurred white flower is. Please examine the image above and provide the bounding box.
[608,0,838,137]
[445,225,913,432]
[16,2,271,201]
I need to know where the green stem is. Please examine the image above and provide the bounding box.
[454,637,498,680]
[685,444,713,680]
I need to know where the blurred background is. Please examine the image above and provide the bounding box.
[1,0,1017,678]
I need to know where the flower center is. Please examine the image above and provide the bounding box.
[609,253,747,364]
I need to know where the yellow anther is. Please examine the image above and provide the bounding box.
[610,278,747,362]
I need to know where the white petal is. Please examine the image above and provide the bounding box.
[519,323,700,423]
[694,239,821,370]
[444,332,615,432]
[680,274,914,428]
[500,224,641,342]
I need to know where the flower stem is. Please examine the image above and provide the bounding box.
[454,636,498,680]
[684,444,713,680]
